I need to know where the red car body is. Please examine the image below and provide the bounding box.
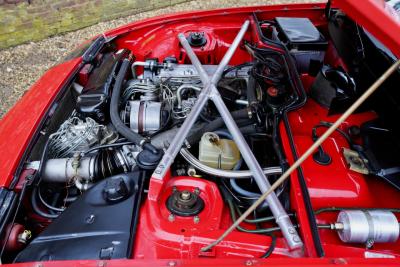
[1,0,400,266]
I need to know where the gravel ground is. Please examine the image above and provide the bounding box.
[0,0,321,118]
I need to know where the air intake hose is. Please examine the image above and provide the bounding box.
[110,55,162,160]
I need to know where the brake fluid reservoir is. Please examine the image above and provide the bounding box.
[199,132,240,170]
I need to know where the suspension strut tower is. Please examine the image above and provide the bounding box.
[150,20,303,252]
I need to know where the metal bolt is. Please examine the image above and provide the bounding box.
[194,216,200,224]
[85,214,95,224]
[366,238,374,249]
[194,187,200,195]
[245,260,253,266]
[18,230,32,244]
[187,167,196,177]
[168,214,175,222]
[332,258,347,265]
[180,190,191,201]
[293,236,301,243]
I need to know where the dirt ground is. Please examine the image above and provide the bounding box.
[0,0,321,118]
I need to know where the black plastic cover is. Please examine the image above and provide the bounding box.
[76,50,129,122]
[275,17,327,51]
[361,120,400,190]
[136,148,163,170]
[15,171,145,262]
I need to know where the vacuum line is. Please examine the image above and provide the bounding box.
[201,59,400,252]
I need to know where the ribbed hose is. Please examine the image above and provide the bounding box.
[110,57,159,154]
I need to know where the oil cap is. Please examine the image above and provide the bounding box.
[136,148,163,170]
[103,177,129,203]
[187,32,207,47]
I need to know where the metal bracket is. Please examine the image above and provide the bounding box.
[151,20,303,250]
[342,148,369,175]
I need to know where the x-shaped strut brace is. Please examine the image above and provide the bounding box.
[152,20,303,251]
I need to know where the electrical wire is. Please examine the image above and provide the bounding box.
[31,187,59,219]
[314,207,400,215]
[82,141,134,155]
[260,234,276,258]
[227,198,280,234]
[37,187,65,212]
[200,59,400,253]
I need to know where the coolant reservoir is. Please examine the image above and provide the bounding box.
[199,132,240,170]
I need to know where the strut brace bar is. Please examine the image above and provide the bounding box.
[151,20,304,251]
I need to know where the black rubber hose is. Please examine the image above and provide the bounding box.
[110,58,159,154]
[82,141,134,155]
[186,108,251,144]
[33,136,52,185]
[247,75,258,106]
[31,187,59,219]
[272,114,289,171]
[261,234,276,258]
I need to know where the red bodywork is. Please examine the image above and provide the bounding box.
[1,0,400,266]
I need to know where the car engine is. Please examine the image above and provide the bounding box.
[2,8,400,263]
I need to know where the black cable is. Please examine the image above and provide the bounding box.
[33,136,52,185]
[247,74,258,105]
[37,187,65,212]
[272,114,289,171]
[314,207,400,215]
[260,234,276,258]
[222,62,253,77]
[82,141,134,155]
[31,187,59,219]
[186,108,251,145]
[312,122,353,147]
[245,34,324,256]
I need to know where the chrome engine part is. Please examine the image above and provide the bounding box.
[49,115,117,158]
[336,210,400,244]
[121,100,163,134]
[39,62,253,192]
[38,145,138,190]
[155,63,251,83]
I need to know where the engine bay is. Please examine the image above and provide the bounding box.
[2,5,400,263]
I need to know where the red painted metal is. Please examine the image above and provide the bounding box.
[280,98,400,257]
[135,175,291,259]
[1,223,25,252]
[0,58,81,187]
[0,1,399,266]
[332,0,400,58]
[3,258,400,267]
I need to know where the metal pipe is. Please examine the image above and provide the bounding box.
[176,84,202,108]
[33,157,96,183]
[201,59,400,253]
[210,89,302,250]
[177,21,302,250]
[235,99,249,106]
[131,61,146,79]
[180,148,282,178]
[151,20,250,181]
